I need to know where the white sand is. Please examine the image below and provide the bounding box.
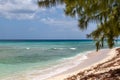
[46,48,116,80]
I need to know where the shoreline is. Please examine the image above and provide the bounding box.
[46,48,115,80]
[1,48,115,80]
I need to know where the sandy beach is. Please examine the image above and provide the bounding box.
[48,48,120,80]
[2,48,120,80]
[46,49,113,80]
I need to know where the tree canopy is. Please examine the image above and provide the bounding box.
[38,0,120,51]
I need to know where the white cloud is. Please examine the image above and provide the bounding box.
[41,17,77,26]
[0,0,37,11]
[40,17,81,32]
[0,0,65,20]
[2,12,36,20]
[0,0,40,19]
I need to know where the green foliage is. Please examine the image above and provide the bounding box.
[38,0,64,8]
[38,0,120,51]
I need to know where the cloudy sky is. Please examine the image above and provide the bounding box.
[0,0,96,39]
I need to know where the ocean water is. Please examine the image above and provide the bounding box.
[0,40,119,79]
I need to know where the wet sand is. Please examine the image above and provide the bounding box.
[46,48,115,80]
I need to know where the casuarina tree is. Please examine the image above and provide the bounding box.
[38,0,120,51]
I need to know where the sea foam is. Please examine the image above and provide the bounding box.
[24,51,93,80]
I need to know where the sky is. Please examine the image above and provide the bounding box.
[0,0,96,40]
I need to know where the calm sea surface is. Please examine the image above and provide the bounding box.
[0,40,119,78]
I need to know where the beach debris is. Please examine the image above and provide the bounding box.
[65,48,120,80]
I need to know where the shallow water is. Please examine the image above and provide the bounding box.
[0,40,119,79]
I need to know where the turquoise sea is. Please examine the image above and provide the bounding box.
[0,40,119,79]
